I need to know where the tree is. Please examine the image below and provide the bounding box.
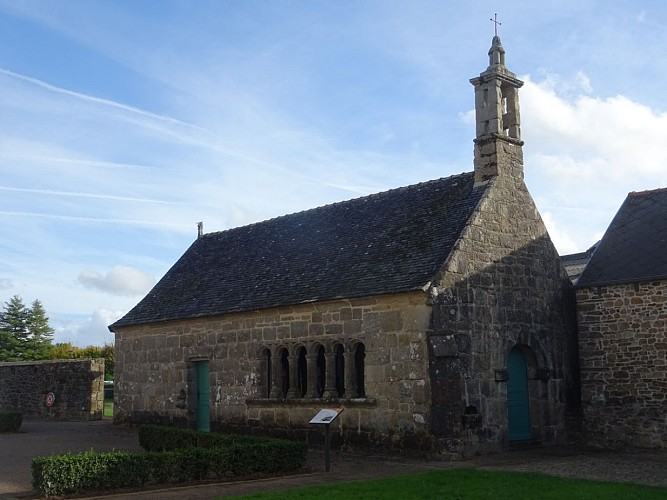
[25,299,54,360]
[99,343,115,380]
[0,319,16,361]
[0,296,30,361]
[50,341,115,380]
[0,295,54,361]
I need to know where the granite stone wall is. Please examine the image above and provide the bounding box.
[113,292,434,451]
[577,280,667,449]
[427,140,579,458]
[0,359,105,420]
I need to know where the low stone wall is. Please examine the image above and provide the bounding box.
[0,359,105,420]
[577,280,667,449]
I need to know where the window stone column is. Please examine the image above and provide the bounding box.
[269,353,283,398]
[286,354,299,398]
[344,350,357,398]
[306,354,319,398]
[323,351,339,399]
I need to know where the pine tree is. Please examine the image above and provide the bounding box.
[0,295,30,361]
[26,299,54,360]
[0,296,55,361]
[0,327,13,361]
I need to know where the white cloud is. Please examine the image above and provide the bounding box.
[78,266,155,296]
[52,308,122,346]
[522,75,667,182]
[458,109,475,125]
[541,212,578,255]
[0,278,12,289]
[517,73,667,253]
[0,68,209,137]
[574,71,592,93]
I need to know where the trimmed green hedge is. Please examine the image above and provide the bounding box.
[32,451,150,496]
[139,424,265,451]
[32,426,308,496]
[0,411,22,432]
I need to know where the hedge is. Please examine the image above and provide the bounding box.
[139,424,266,451]
[0,411,22,432]
[32,451,150,496]
[32,427,308,496]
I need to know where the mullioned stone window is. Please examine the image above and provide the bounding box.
[258,341,366,400]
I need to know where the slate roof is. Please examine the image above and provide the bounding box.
[560,242,599,284]
[577,188,667,287]
[111,172,487,329]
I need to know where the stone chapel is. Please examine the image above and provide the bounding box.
[110,36,580,458]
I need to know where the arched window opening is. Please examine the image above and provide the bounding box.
[296,346,308,398]
[315,345,326,398]
[334,344,345,397]
[261,348,272,398]
[279,348,290,398]
[354,343,366,397]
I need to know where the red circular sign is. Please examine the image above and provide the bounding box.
[45,392,55,407]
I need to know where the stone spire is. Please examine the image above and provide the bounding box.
[469,35,524,185]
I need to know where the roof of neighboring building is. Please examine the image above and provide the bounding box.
[577,188,667,287]
[111,172,487,329]
[560,242,599,284]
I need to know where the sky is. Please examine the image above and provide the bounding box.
[1,1,666,347]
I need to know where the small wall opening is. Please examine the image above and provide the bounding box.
[296,346,307,398]
[261,348,272,398]
[278,347,289,398]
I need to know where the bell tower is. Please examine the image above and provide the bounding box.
[469,34,524,185]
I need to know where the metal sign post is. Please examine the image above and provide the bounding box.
[309,408,344,472]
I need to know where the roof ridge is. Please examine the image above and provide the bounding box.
[203,171,473,238]
[628,187,667,197]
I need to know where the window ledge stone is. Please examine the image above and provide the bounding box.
[246,397,376,407]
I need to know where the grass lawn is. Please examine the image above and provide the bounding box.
[103,399,113,417]
[228,469,667,499]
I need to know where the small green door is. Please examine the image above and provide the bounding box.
[196,361,210,432]
[507,348,531,441]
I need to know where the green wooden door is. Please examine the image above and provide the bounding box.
[196,361,210,432]
[507,348,531,441]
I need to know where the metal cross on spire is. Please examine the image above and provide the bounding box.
[490,13,501,36]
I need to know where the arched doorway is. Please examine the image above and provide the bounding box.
[507,347,531,441]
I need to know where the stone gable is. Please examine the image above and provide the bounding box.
[428,165,578,457]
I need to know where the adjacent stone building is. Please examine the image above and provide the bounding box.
[561,243,598,284]
[110,36,579,458]
[575,189,667,449]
